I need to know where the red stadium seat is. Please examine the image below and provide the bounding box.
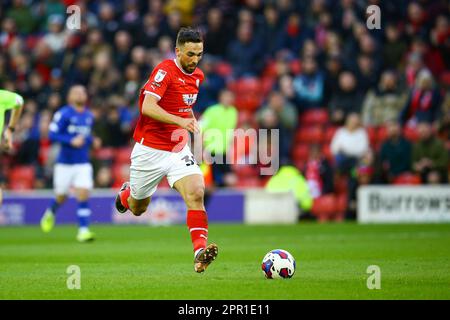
[215,61,233,78]
[311,194,337,222]
[235,176,263,188]
[392,173,421,185]
[232,164,259,178]
[335,193,348,221]
[321,144,333,162]
[292,144,310,163]
[300,109,329,126]
[334,175,348,195]
[440,71,450,87]
[114,147,132,165]
[94,147,114,162]
[324,126,338,144]
[228,78,264,111]
[403,126,419,142]
[366,127,377,146]
[289,59,302,74]
[8,166,36,190]
[111,164,130,188]
[376,126,389,144]
[295,126,324,144]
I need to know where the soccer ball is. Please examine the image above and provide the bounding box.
[261,249,296,279]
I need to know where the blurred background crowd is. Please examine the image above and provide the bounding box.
[0,0,449,220]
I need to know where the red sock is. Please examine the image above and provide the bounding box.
[119,186,131,210]
[187,210,208,253]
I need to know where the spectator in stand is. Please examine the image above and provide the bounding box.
[362,70,408,127]
[400,69,442,128]
[5,0,36,34]
[276,73,298,107]
[98,2,120,44]
[412,121,448,184]
[256,91,298,164]
[261,5,282,57]
[329,71,365,125]
[277,12,311,57]
[302,144,334,199]
[404,1,429,40]
[354,54,378,95]
[95,166,113,188]
[382,23,408,70]
[266,163,313,220]
[195,54,226,115]
[378,120,413,183]
[199,89,238,187]
[113,30,132,71]
[292,56,325,111]
[331,112,370,175]
[430,15,450,69]
[323,54,343,106]
[226,23,263,78]
[202,7,230,58]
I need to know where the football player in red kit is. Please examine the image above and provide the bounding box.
[115,27,218,273]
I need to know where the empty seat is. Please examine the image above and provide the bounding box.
[300,109,329,126]
[403,126,419,142]
[392,173,421,185]
[311,194,337,222]
[292,144,310,163]
[8,166,36,190]
[295,126,324,144]
[324,126,338,144]
[114,147,132,165]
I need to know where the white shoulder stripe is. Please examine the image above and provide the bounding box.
[144,91,161,101]
[189,227,208,233]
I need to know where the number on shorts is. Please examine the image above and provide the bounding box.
[182,155,197,166]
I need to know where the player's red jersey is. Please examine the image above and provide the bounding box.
[133,59,204,152]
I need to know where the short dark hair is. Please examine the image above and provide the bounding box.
[176,27,203,47]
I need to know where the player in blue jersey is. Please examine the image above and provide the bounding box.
[40,85,96,242]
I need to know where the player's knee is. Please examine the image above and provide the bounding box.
[186,186,204,205]
[131,206,146,216]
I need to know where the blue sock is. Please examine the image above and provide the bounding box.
[49,199,60,215]
[77,201,91,230]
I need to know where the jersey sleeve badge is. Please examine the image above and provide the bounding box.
[154,69,167,83]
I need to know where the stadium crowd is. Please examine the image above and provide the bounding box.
[0,0,449,220]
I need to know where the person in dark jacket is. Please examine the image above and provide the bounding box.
[378,120,413,183]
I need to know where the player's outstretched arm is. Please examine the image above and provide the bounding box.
[142,94,199,133]
[2,93,24,151]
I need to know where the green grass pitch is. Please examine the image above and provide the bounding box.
[0,223,449,299]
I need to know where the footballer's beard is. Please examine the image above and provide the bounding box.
[182,62,197,73]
